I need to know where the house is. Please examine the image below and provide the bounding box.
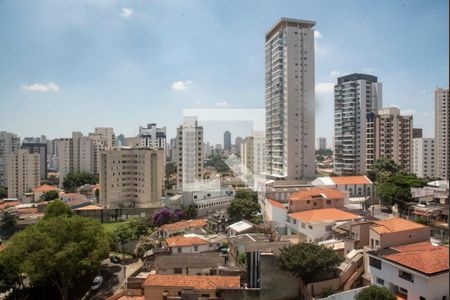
[287,187,347,212]
[59,193,91,209]
[165,234,210,254]
[264,199,288,234]
[227,220,255,236]
[143,274,241,300]
[32,184,58,201]
[311,176,373,198]
[333,220,372,255]
[369,218,431,250]
[158,219,207,238]
[287,208,363,243]
[367,242,449,300]
[153,252,227,275]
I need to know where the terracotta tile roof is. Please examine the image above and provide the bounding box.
[384,242,449,275]
[267,199,287,210]
[371,218,429,234]
[165,235,209,248]
[289,187,346,202]
[330,176,372,185]
[0,201,19,210]
[74,205,103,210]
[144,274,240,290]
[33,184,58,192]
[116,296,144,300]
[288,208,361,223]
[159,219,207,232]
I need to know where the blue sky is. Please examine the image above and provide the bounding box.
[0,0,448,145]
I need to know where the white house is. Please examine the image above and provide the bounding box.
[227,220,255,236]
[264,199,288,232]
[165,234,210,254]
[311,176,373,198]
[367,242,449,300]
[287,208,362,243]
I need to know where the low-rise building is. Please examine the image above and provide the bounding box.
[367,242,449,300]
[152,252,227,275]
[227,220,255,236]
[287,187,347,212]
[158,219,207,238]
[143,274,241,300]
[311,175,374,198]
[32,184,59,201]
[165,235,210,254]
[287,208,363,243]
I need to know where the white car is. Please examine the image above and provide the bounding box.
[91,276,103,291]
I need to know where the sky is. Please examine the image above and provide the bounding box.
[0,0,448,145]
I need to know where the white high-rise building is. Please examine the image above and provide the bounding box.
[138,123,167,149]
[265,18,316,179]
[99,148,164,208]
[413,138,435,178]
[435,88,449,180]
[176,117,204,190]
[241,132,266,177]
[7,149,40,199]
[0,131,20,187]
[334,74,382,175]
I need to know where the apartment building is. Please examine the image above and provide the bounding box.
[316,137,327,150]
[366,107,413,173]
[176,117,203,191]
[240,132,265,176]
[21,141,48,180]
[412,128,423,138]
[0,131,20,187]
[139,123,166,149]
[7,149,40,199]
[92,127,115,149]
[412,138,435,178]
[334,74,382,175]
[99,147,164,208]
[435,88,449,180]
[223,131,231,151]
[265,18,316,179]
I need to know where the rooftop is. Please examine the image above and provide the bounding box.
[289,187,346,202]
[153,252,225,269]
[144,274,240,290]
[371,218,428,234]
[267,199,288,210]
[159,219,207,232]
[288,208,361,223]
[33,184,58,192]
[74,204,103,210]
[330,176,372,185]
[165,235,209,248]
[228,220,254,233]
[372,242,449,275]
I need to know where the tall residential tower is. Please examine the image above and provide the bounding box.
[265,18,316,179]
[435,88,449,180]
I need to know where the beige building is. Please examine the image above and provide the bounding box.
[412,138,435,178]
[176,117,203,191]
[99,147,164,208]
[0,131,21,187]
[240,132,265,177]
[435,88,449,180]
[7,149,40,199]
[366,107,413,172]
[92,127,115,149]
[265,18,316,180]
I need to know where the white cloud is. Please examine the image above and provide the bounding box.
[315,45,329,55]
[330,70,341,77]
[314,30,322,39]
[316,82,334,94]
[171,80,192,91]
[121,7,134,18]
[21,82,60,93]
[401,108,416,116]
[215,101,229,107]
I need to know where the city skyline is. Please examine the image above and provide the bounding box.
[0,0,448,145]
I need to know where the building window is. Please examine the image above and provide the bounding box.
[399,270,414,282]
[177,247,182,253]
[376,278,384,285]
[326,200,331,205]
[369,257,381,270]
[194,245,198,251]
[174,268,182,274]
[325,225,332,231]
[308,225,313,229]
[420,297,426,300]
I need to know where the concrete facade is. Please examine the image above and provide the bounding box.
[241,132,266,177]
[138,123,166,149]
[412,138,435,178]
[435,88,449,180]
[0,131,20,187]
[223,131,231,151]
[7,149,40,199]
[99,147,164,208]
[265,18,316,180]
[334,74,382,175]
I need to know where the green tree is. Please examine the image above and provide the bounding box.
[234,189,258,202]
[278,243,344,283]
[114,223,132,254]
[0,187,7,199]
[316,155,324,163]
[40,190,60,202]
[4,215,110,300]
[0,211,17,238]
[228,198,260,221]
[355,285,396,300]
[0,245,26,298]
[62,172,98,193]
[367,158,400,182]
[43,199,73,219]
[184,204,198,219]
[134,235,157,259]
[205,154,231,173]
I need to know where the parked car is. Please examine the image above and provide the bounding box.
[110,255,121,264]
[91,276,103,291]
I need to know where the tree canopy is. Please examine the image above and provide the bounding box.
[355,285,396,300]
[205,154,230,173]
[228,198,261,222]
[62,172,98,193]
[367,158,400,182]
[40,190,60,202]
[235,189,258,202]
[278,243,344,283]
[43,199,73,219]
[0,211,17,239]
[0,187,7,199]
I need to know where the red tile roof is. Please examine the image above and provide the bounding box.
[289,208,361,223]
[371,218,428,234]
[165,235,208,248]
[330,176,372,185]
[33,184,58,192]
[267,199,287,210]
[116,296,144,300]
[289,187,346,202]
[159,219,207,232]
[385,242,449,275]
[0,201,19,210]
[74,205,103,210]
[144,274,240,290]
